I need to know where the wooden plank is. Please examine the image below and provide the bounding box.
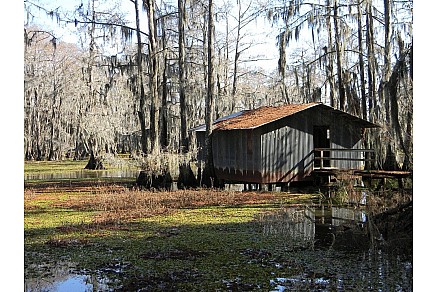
[355,170,412,178]
[314,148,375,152]
[315,157,375,162]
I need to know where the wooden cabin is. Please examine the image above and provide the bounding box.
[194,102,378,185]
[190,111,247,161]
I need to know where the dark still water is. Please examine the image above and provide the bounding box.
[25,204,412,291]
[24,169,140,181]
[258,206,413,291]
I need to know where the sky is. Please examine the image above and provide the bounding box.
[25,0,136,44]
[24,0,280,72]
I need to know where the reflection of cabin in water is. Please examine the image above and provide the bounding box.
[260,206,367,248]
[192,102,379,186]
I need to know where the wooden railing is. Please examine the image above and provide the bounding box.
[313,148,375,169]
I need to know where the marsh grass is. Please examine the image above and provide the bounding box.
[34,188,286,226]
[25,186,293,230]
[366,188,412,214]
[24,184,412,290]
[25,186,302,289]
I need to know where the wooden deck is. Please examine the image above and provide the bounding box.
[312,168,412,190]
[353,170,412,179]
[311,148,412,189]
[313,168,412,178]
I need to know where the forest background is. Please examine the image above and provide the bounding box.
[0,0,434,288]
[22,0,414,169]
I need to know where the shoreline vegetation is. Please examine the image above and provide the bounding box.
[24,160,412,291]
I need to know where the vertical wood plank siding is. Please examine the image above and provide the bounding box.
[330,122,363,169]
[260,113,314,183]
[213,106,366,184]
[213,129,262,183]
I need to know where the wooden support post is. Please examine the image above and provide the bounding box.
[398,177,404,189]
[320,150,324,169]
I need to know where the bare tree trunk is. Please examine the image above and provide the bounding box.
[357,0,367,121]
[205,0,215,151]
[202,11,208,97]
[333,0,345,111]
[202,0,219,187]
[160,15,169,149]
[365,0,380,169]
[84,0,103,169]
[85,137,104,170]
[224,16,230,97]
[161,56,169,149]
[403,108,412,171]
[178,0,189,151]
[134,0,148,154]
[231,0,243,108]
[383,0,392,123]
[278,28,290,104]
[357,1,371,169]
[381,0,397,169]
[146,0,160,155]
[74,103,84,160]
[325,0,336,108]
[33,88,43,160]
[366,0,377,122]
[48,53,58,161]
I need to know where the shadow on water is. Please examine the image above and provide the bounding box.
[25,204,412,291]
[258,205,412,291]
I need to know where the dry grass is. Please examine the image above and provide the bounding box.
[366,189,412,214]
[25,186,281,226]
[91,189,280,225]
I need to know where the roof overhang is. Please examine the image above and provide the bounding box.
[317,104,380,128]
[190,102,380,133]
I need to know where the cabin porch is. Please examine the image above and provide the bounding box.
[311,147,412,190]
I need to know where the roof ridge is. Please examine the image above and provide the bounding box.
[214,102,319,130]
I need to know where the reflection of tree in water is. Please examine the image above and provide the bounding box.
[258,203,412,257]
[260,205,412,291]
[25,260,116,291]
[258,207,315,247]
[258,206,370,249]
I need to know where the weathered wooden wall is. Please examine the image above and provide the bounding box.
[212,129,262,183]
[305,107,364,170]
[212,106,366,184]
[260,121,312,183]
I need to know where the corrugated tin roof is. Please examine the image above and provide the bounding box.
[191,102,379,132]
[214,103,320,130]
[189,110,248,132]
[213,102,379,130]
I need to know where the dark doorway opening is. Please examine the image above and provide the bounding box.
[313,126,331,168]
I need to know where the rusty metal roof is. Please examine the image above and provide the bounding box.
[190,110,248,132]
[214,103,320,130]
[213,102,379,130]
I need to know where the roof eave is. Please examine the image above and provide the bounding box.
[214,103,320,131]
[317,103,380,128]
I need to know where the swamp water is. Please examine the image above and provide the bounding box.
[25,205,412,291]
[25,260,126,292]
[24,169,140,181]
[259,206,412,291]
